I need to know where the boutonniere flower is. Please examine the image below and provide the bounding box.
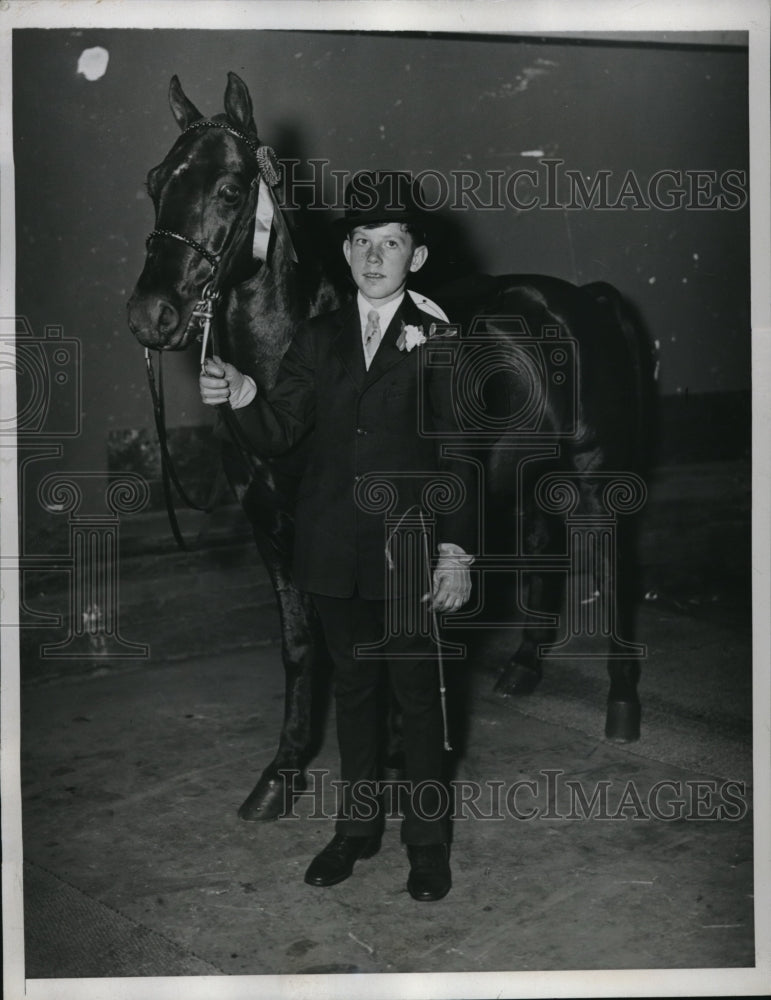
[396,323,427,352]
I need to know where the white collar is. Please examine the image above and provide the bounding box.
[356,291,405,335]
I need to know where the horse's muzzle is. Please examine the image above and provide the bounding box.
[126,290,195,351]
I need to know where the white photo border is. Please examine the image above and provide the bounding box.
[1,1,769,998]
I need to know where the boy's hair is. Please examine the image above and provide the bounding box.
[346,220,428,249]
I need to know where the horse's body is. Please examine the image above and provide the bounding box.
[128,73,647,821]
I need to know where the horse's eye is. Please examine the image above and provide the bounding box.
[219,183,242,204]
[146,165,164,198]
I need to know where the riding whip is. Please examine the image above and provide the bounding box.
[384,504,453,752]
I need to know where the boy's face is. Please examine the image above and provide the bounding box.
[343,223,428,306]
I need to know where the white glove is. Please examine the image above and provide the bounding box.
[423,543,474,613]
[199,355,257,409]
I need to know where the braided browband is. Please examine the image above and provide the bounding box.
[182,120,282,187]
[183,119,260,152]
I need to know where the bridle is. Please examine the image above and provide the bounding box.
[145,119,280,284]
[142,118,285,549]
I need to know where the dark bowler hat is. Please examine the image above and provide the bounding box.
[335,170,431,240]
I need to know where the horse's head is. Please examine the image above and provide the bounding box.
[127,72,267,351]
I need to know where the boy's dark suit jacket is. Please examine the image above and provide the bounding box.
[235,293,477,600]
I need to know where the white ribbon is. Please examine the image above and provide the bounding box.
[251,175,299,264]
[251,177,274,262]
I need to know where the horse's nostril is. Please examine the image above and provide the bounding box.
[155,299,180,337]
[126,288,185,348]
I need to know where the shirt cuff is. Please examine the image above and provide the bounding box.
[229,374,257,409]
[438,542,475,566]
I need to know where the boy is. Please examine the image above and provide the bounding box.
[200,172,476,900]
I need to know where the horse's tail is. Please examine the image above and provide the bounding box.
[580,280,655,472]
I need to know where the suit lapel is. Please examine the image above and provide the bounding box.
[332,300,367,389]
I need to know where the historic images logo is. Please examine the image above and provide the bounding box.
[278,768,749,823]
[280,160,748,213]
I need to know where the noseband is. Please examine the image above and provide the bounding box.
[147,227,224,274]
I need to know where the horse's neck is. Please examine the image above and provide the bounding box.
[224,247,342,390]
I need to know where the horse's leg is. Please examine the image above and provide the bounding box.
[494,510,564,697]
[604,516,642,742]
[492,475,643,744]
[219,447,324,820]
[238,566,326,820]
[554,474,643,742]
[569,470,643,742]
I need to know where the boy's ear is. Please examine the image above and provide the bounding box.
[409,244,428,272]
[342,238,352,267]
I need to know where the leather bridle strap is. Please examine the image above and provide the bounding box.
[145,343,264,553]
[146,228,222,273]
[144,348,217,551]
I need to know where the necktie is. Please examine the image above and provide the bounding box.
[363,309,382,369]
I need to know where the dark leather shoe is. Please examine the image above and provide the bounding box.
[407,843,451,901]
[304,833,381,887]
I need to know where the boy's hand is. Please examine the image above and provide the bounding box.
[423,548,472,614]
[199,355,250,407]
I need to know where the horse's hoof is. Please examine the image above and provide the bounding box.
[494,662,542,697]
[604,700,641,742]
[237,770,307,822]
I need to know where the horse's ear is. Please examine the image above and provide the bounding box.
[224,72,257,136]
[168,75,203,131]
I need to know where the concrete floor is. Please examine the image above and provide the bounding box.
[11,460,762,993]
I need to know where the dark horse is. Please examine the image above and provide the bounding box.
[127,73,648,820]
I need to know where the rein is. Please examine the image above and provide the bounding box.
[144,348,214,550]
[143,118,281,550]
